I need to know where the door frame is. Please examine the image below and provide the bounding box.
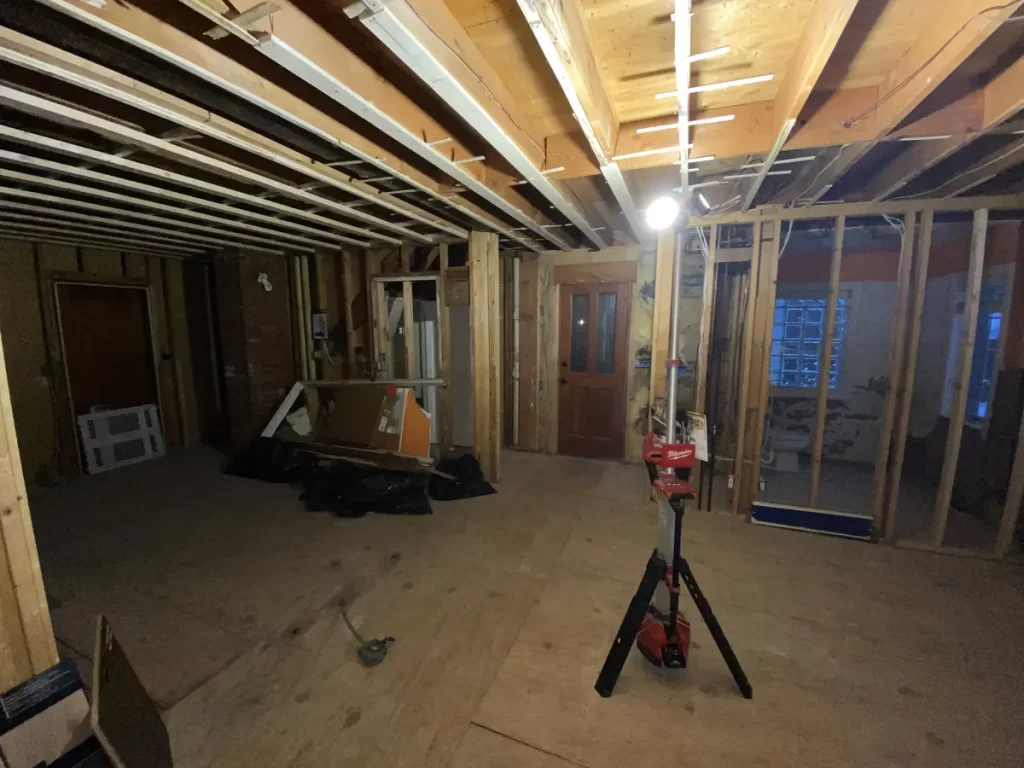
[44,272,163,474]
[550,261,638,459]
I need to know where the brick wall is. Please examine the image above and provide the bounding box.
[215,251,295,449]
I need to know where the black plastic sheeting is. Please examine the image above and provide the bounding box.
[428,454,497,501]
[224,438,495,517]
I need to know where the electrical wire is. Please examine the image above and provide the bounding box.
[843,2,1024,129]
[792,145,849,204]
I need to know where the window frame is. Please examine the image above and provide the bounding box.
[769,288,852,397]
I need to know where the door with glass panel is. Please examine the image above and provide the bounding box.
[557,282,631,458]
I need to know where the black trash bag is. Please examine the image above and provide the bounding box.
[223,437,317,485]
[301,460,432,517]
[428,454,497,501]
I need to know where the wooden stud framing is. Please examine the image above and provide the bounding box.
[437,243,453,454]
[885,210,934,542]
[0,325,58,690]
[742,220,782,518]
[730,221,763,515]
[649,232,675,416]
[537,255,557,453]
[517,255,540,451]
[693,224,718,497]
[931,209,989,547]
[340,250,360,377]
[808,215,845,506]
[869,212,916,534]
[469,232,501,482]
[996,405,1024,557]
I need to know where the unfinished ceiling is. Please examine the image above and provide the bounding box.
[0,0,1021,253]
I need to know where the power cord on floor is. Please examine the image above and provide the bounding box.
[339,599,395,667]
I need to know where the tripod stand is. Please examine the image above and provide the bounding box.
[594,227,752,700]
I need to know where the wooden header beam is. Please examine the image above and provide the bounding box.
[689,193,1024,225]
[793,0,1024,204]
[741,0,862,209]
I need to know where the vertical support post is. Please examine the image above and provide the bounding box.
[469,232,501,482]
[400,245,416,379]
[487,235,502,480]
[870,212,915,534]
[0,326,58,690]
[885,210,933,541]
[300,253,316,380]
[340,250,359,377]
[512,255,521,447]
[293,255,309,381]
[693,223,718,497]
[437,243,453,454]
[730,222,763,515]
[808,215,845,506]
[649,231,675,424]
[932,208,988,547]
[742,219,782,517]
[996,406,1024,557]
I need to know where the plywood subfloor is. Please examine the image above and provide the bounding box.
[31,448,1024,766]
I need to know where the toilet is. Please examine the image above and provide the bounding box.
[765,429,809,472]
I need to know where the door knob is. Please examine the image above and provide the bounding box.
[560,377,568,385]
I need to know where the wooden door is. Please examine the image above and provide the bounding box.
[57,283,159,418]
[558,282,631,458]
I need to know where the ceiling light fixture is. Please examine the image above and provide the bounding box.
[656,74,774,99]
[645,196,680,231]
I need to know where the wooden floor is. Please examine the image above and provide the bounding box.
[31,448,1024,767]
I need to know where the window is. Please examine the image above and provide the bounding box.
[969,310,1001,419]
[770,297,848,389]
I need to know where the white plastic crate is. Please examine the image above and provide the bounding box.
[77,405,166,474]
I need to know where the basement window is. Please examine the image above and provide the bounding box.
[770,297,848,389]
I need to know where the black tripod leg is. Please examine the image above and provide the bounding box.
[678,558,753,699]
[594,550,665,698]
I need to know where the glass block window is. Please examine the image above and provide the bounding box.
[770,297,848,389]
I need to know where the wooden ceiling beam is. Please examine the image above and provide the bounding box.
[546,86,999,179]
[29,0,551,252]
[514,0,641,240]
[862,54,1024,200]
[791,0,1024,205]
[346,0,607,248]
[931,136,1024,198]
[740,0,862,209]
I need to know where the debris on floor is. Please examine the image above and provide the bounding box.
[226,381,497,516]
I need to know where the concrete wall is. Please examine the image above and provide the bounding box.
[0,240,198,483]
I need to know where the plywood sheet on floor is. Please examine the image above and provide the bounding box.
[474,499,1024,768]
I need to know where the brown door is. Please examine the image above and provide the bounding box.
[57,283,159,418]
[558,281,631,458]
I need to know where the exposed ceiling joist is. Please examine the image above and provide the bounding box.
[0,120,402,246]
[342,0,606,248]
[0,220,204,255]
[0,143,364,249]
[933,137,1024,197]
[168,0,569,250]
[794,0,1024,204]
[0,229,198,259]
[28,0,547,252]
[0,29,468,238]
[863,55,1024,200]
[0,204,285,255]
[515,0,641,240]
[742,0,862,209]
